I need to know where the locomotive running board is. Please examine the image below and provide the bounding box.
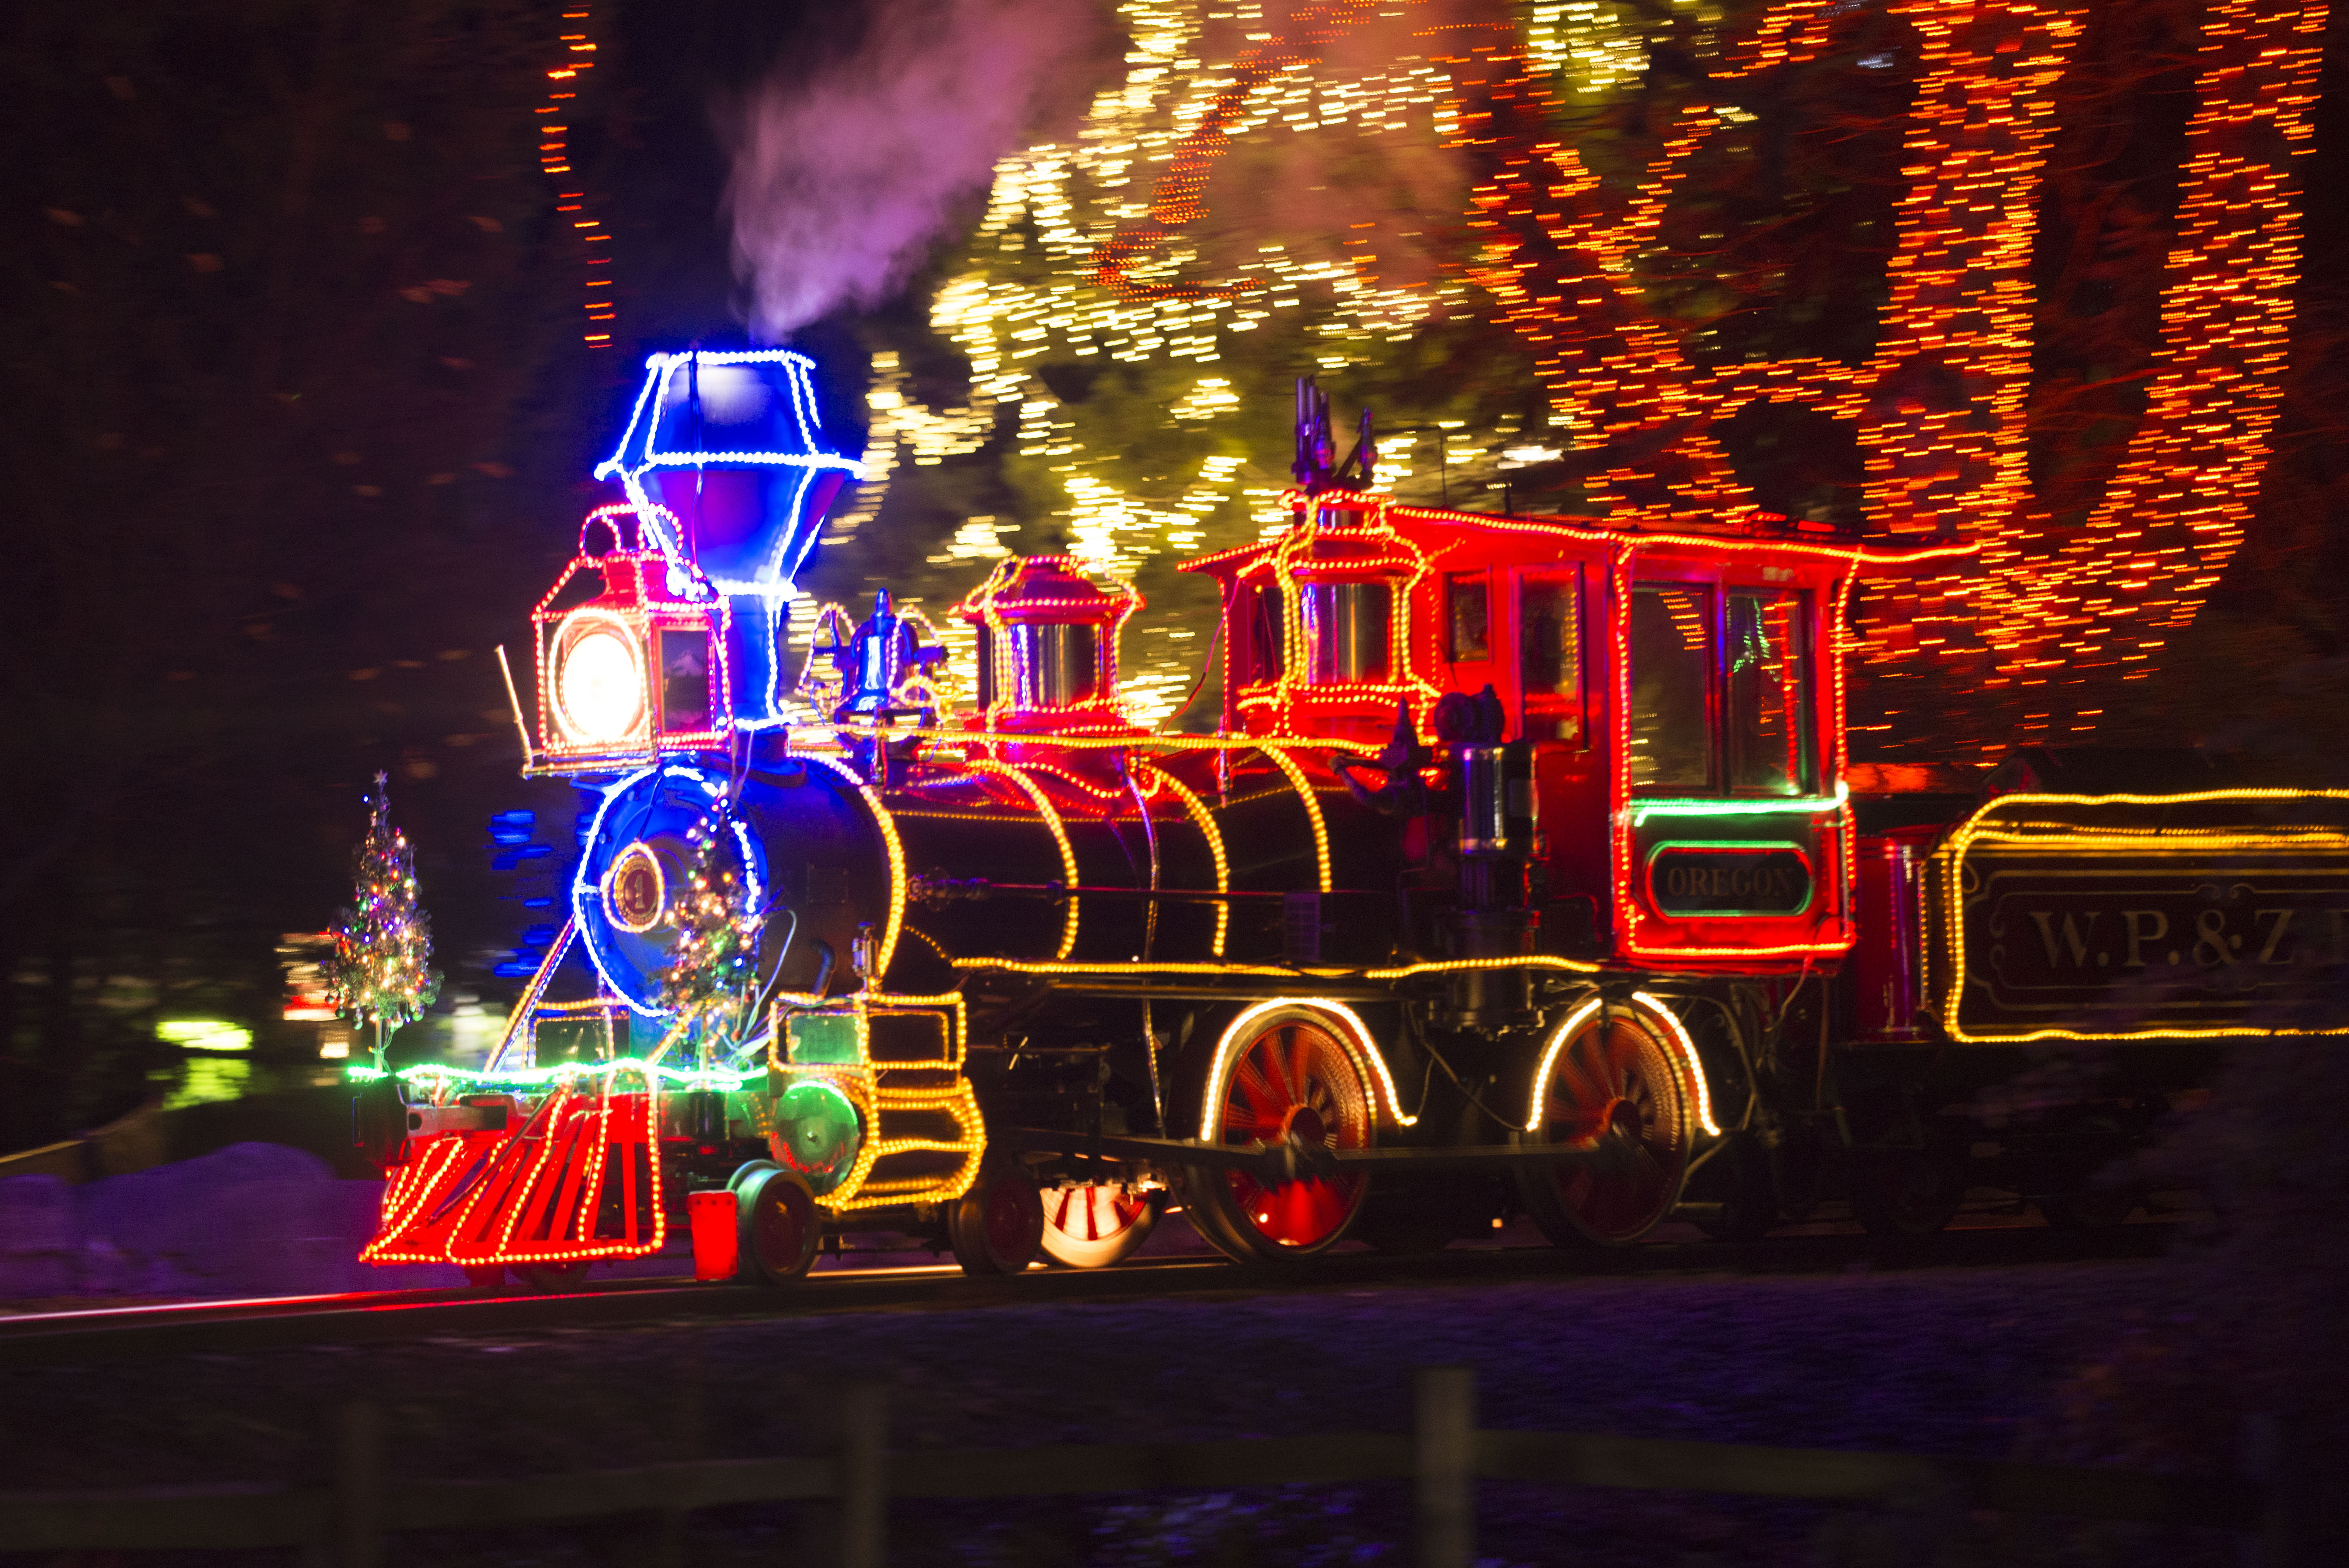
[1003,1128,1625,1183]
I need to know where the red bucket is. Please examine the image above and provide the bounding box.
[687,1189,739,1281]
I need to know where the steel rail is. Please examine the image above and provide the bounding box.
[0,1220,2178,1368]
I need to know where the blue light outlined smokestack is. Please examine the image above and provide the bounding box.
[594,347,863,725]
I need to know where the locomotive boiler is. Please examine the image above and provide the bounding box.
[351,349,2349,1290]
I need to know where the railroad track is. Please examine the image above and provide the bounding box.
[0,1215,2177,1367]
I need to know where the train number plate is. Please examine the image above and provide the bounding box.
[1647,843,1813,917]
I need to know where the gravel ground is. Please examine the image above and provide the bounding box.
[0,1238,2225,1568]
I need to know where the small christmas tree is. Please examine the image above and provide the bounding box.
[325,773,441,1066]
[655,819,763,1057]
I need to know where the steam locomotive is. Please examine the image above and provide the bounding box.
[352,350,2349,1290]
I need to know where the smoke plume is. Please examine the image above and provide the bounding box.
[722,0,1098,342]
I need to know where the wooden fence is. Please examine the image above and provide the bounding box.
[0,1368,2285,1567]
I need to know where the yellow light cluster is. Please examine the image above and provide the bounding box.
[766,992,988,1212]
[950,956,1360,978]
[1362,954,1599,981]
[1199,998,1419,1135]
[1522,1,1661,98]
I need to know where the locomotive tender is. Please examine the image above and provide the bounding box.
[353,349,2349,1289]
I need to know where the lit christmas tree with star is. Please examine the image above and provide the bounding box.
[325,773,441,1066]
[655,820,763,1058]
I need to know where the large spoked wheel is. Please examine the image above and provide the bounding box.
[737,1166,821,1286]
[1039,1183,1163,1268]
[1517,999,1696,1247]
[1182,1005,1374,1260]
[949,1158,1047,1276]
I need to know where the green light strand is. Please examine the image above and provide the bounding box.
[1627,781,1848,824]
[345,1059,762,1094]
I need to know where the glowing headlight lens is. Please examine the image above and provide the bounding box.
[556,624,645,742]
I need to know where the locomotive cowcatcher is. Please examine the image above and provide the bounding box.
[350,350,2349,1289]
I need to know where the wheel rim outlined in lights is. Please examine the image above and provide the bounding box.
[553,611,648,743]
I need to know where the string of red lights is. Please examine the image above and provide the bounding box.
[1433,0,2325,752]
[539,5,616,349]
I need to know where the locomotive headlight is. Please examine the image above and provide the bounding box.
[553,615,646,742]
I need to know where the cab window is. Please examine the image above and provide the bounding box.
[1301,580,1392,683]
[1725,589,1812,795]
[1518,569,1582,743]
[1245,581,1283,684]
[1445,572,1489,662]
[1629,585,1712,789]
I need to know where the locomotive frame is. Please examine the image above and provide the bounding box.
[349,357,2349,1288]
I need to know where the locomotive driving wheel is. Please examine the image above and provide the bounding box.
[1181,1004,1374,1260]
[1039,1182,1162,1268]
[1518,999,1696,1247]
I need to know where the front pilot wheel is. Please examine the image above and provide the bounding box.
[737,1166,821,1286]
[1040,1183,1161,1268]
[949,1159,1046,1276]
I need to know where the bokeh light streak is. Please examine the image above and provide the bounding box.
[807,0,2318,752]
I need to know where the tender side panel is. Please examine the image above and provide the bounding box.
[1922,792,2349,1042]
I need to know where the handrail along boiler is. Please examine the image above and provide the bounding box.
[352,354,2349,1287]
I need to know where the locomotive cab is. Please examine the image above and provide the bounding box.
[1190,497,1855,971]
[1607,546,1850,972]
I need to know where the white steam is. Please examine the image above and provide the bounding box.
[722,0,1096,341]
